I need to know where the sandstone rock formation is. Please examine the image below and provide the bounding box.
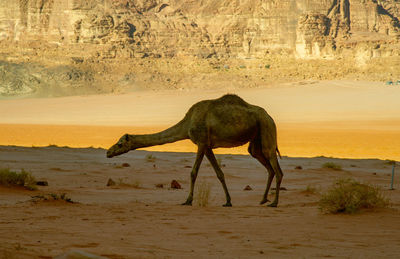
[0,0,399,96]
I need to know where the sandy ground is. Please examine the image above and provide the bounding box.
[0,146,399,258]
[1,80,400,160]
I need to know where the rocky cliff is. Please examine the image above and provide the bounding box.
[1,0,399,96]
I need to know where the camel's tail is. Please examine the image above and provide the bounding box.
[276,147,282,159]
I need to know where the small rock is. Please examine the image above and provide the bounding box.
[295,166,302,170]
[373,172,377,175]
[155,183,164,188]
[184,165,192,168]
[171,180,181,189]
[36,181,48,186]
[106,178,116,187]
[122,163,130,167]
[243,185,252,191]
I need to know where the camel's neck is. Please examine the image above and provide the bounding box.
[128,118,189,149]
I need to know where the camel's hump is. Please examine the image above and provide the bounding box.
[215,94,248,106]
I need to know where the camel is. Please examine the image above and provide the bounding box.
[107,94,283,207]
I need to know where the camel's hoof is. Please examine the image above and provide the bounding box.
[223,202,232,207]
[267,202,278,207]
[181,201,192,206]
[260,199,270,205]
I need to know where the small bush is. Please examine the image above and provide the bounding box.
[195,182,211,207]
[0,169,37,190]
[31,193,74,203]
[319,178,389,214]
[322,162,342,171]
[145,154,156,162]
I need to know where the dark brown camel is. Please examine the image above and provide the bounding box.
[107,94,283,207]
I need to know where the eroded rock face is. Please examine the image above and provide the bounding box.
[0,0,399,96]
[1,0,399,59]
[296,13,332,59]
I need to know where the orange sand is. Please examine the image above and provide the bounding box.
[1,80,399,160]
[1,121,399,160]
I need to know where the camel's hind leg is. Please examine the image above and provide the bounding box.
[265,154,283,207]
[205,148,232,207]
[182,146,205,205]
[258,116,284,207]
[248,140,275,205]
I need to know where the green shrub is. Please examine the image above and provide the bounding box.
[196,182,211,207]
[319,178,389,214]
[322,162,342,170]
[0,168,37,190]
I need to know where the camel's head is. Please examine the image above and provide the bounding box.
[106,134,133,158]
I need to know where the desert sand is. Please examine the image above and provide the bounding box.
[1,80,400,160]
[0,146,399,258]
[1,80,400,258]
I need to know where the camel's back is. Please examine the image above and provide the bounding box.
[187,94,263,119]
[213,94,250,107]
[186,94,267,148]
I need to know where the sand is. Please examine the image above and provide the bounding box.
[1,80,400,160]
[0,146,399,258]
[1,80,400,258]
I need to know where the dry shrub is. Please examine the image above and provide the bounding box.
[145,154,156,162]
[0,168,37,190]
[319,178,389,214]
[322,162,342,170]
[196,182,211,207]
[31,193,75,203]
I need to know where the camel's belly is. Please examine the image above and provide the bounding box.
[208,127,256,148]
[188,103,260,148]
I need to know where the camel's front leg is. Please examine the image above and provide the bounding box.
[182,146,205,205]
[205,148,232,207]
